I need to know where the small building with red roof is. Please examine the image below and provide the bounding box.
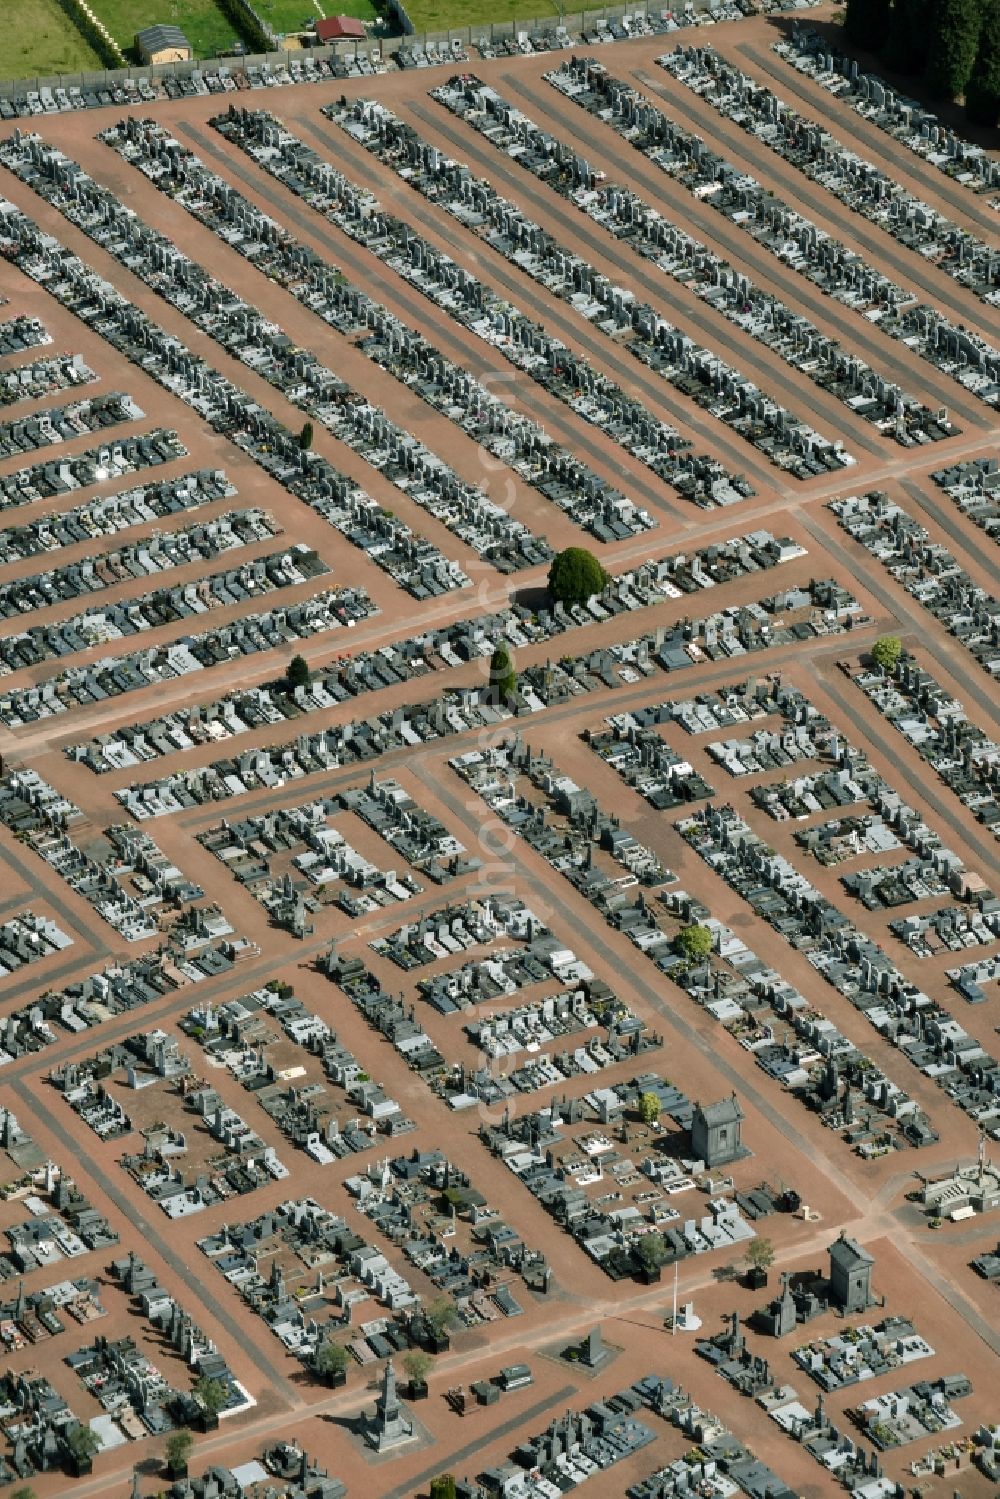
[315,14,367,40]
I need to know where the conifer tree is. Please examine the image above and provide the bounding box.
[886,0,930,73]
[845,0,891,48]
[967,0,1000,121]
[926,0,982,97]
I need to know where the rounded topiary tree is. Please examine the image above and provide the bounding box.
[639,1091,661,1126]
[287,653,311,691]
[674,923,713,962]
[547,547,608,607]
[490,641,517,701]
[870,635,902,674]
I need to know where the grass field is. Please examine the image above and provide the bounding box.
[90,0,247,57]
[403,0,551,31]
[6,0,381,78]
[6,0,105,78]
[255,0,377,34]
[6,0,381,79]
[331,0,379,16]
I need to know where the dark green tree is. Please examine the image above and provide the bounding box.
[887,0,931,72]
[845,0,891,49]
[967,0,1000,121]
[298,421,314,450]
[429,1478,458,1499]
[490,640,517,700]
[926,0,982,97]
[287,653,311,690]
[547,546,608,606]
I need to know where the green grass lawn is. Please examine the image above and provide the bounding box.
[5,0,381,77]
[90,0,247,57]
[6,0,105,78]
[254,0,376,34]
[403,0,549,31]
[322,0,378,18]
